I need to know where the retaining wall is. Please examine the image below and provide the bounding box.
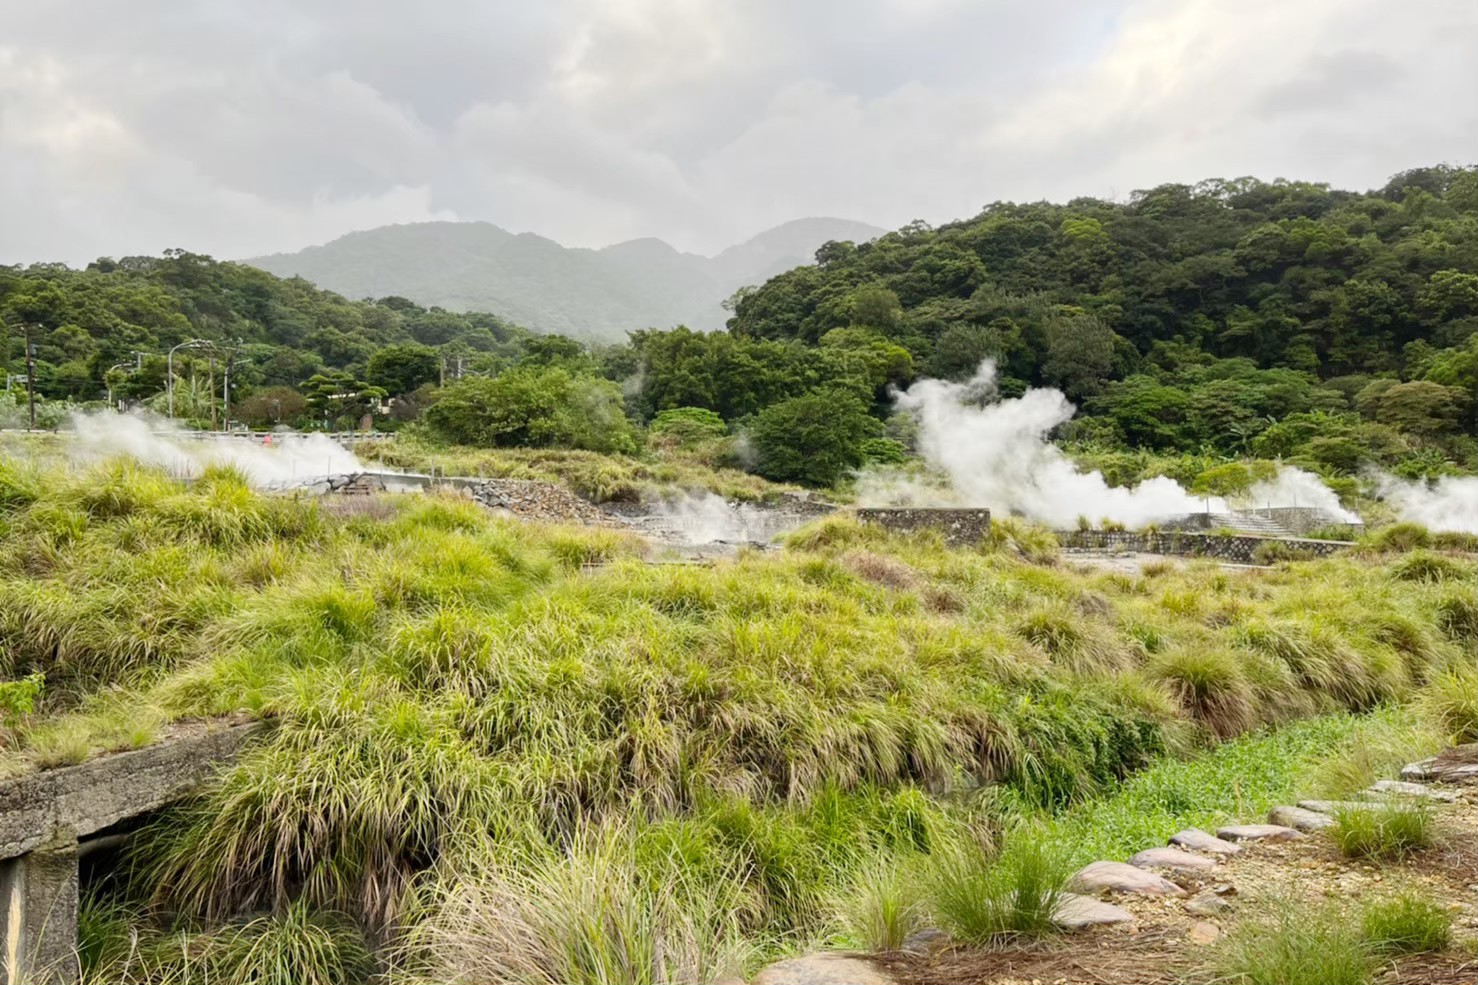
[1056,529,1351,564]
[856,508,991,546]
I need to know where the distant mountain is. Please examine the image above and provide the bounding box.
[246,217,885,341]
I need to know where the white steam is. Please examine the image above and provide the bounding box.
[637,492,810,544]
[1376,474,1478,534]
[887,361,1361,529]
[1238,469,1361,523]
[68,410,364,488]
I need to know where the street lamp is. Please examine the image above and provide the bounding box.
[166,339,211,419]
[106,361,133,408]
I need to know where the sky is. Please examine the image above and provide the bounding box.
[2,0,1475,265]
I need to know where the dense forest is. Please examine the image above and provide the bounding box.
[2,166,1474,487]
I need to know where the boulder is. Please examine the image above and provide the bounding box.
[1268,805,1334,832]
[1052,892,1136,930]
[1401,744,1478,784]
[1069,860,1185,896]
[1215,824,1303,843]
[751,954,893,985]
[1128,846,1217,873]
[1169,828,1242,855]
[1296,799,1436,815]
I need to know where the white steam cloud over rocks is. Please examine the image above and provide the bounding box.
[884,361,1357,529]
[1376,474,1478,534]
[69,411,364,488]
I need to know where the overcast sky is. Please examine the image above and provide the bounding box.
[2,0,1475,265]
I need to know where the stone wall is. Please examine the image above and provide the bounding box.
[856,508,991,546]
[1056,529,1351,564]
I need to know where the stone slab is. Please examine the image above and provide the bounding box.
[1268,805,1334,832]
[0,723,262,861]
[752,954,893,985]
[1215,824,1303,843]
[1128,846,1217,872]
[1185,890,1231,917]
[1368,780,1457,802]
[1069,860,1185,896]
[1401,744,1478,784]
[1169,828,1242,855]
[1053,892,1136,930]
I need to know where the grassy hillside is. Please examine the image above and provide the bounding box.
[0,459,1472,982]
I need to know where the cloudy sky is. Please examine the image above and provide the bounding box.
[3,0,1475,264]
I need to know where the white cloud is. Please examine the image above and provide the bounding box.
[1,0,1474,265]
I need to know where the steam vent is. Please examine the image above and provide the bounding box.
[855,507,992,547]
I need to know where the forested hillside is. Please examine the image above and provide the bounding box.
[2,168,1474,489]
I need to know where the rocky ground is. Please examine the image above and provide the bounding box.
[757,747,1478,985]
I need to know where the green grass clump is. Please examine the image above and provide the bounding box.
[1361,892,1453,954]
[1389,550,1474,583]
[1331,801,1435,861]
[1213,901,1369,985]
[834,861,927,953]
[1149,647,1254,738]
[925,836,1068,944]
[1362,522,1432,553]
[1420,663,1478,743]
[1251,540,1317,565]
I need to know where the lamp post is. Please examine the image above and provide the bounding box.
[106,361,132,408]
[166,339,211,419]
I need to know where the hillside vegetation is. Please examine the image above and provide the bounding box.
[0,460,1473,982]
[3,167,1475,495]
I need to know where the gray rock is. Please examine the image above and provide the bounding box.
[1069,860,1185,896]
[1296,799,1431,815]
[1053,892,1136,930]
[1268,805,1334,832]
[1215,824,1304,843]
[751,954,893,985]
[1185,890,1232,916]
[1169,828,1242,855]
[1401,744,1478,784]
[899,927,949,957]
[1368,779,1457,802]
[1128,846,1217,872]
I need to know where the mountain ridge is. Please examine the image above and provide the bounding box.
[246,217,885,340]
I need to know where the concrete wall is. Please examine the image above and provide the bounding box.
[1245,507,1364,536]
[1057,529,1351,564]
[856,508,991,546]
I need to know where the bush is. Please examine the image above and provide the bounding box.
[1362,892,1452,954]
[1148,648,1254,738]
[1213,902,1368,985]
[647,407,728,447]
[926,836,1069,944]
[1435,590,1478,642]
[748,389,882,487]
[1331,802,1435,860]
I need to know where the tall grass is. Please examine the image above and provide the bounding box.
[924,835,1069,944]
[1330,802,1436,860]
[1212,901,1369,985]
[0,465,1467,979]
[1361,892,1453,954]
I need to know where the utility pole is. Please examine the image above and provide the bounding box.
[223,345,236,432]
[208,356,217,430]
[23,323,37,429]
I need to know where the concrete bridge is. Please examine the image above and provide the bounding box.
[0,723,260,983]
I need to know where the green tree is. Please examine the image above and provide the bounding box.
[423,367,637,453]
[747,389,882,486]
[366,343,440,397]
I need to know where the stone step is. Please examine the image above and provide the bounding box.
[1069,860,1185,896]
[1053,892,1136,930]
[1268,805,1334,832]
[1400,744,1478,784]
[1367,779,1458,802]
[752,954,893,985]
[1297,799,1445,815]
[1215,823,1304,843]
[1128,846,1217,873]
[1169,828,1242,855]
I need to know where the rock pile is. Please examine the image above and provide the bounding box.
[463,478,611,525]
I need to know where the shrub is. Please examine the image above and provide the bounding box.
[1435,590,1478,642]
[1306,524,1358,541]
[423,368,638,454]
[1362,892,1452,954]
[1331,802,1435,860]
[1431,530,1478,551]
[1212,902,1368,985]
[926,836,1068,944]
[648,407,728,447]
